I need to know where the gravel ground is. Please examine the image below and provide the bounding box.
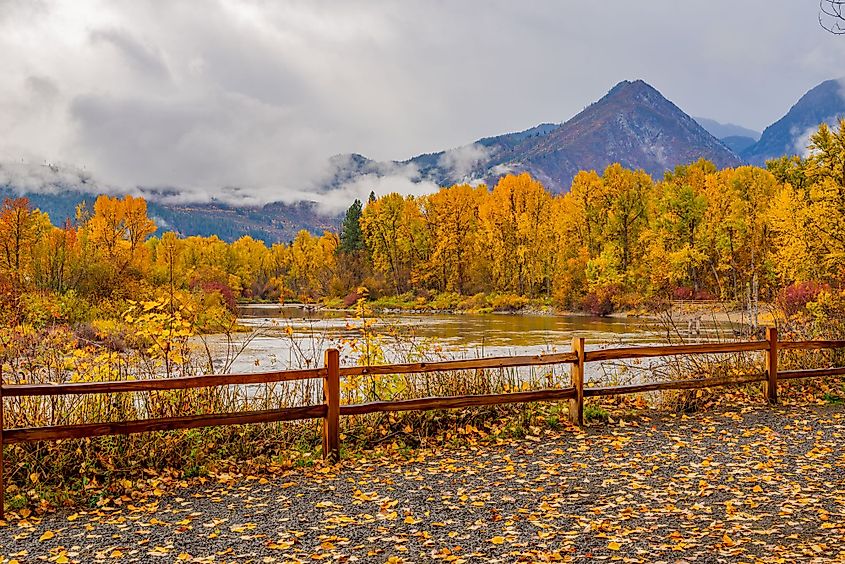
[3,403,845,563]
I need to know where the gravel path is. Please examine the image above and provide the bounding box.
[3,403,845,563]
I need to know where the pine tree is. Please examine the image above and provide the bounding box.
[338,199,364,254]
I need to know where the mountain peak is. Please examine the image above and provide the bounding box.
[609,78,650,89]
[508,79,743,189]
[605,79,660,100]
[394,79,744,193]
[742,77,845,163]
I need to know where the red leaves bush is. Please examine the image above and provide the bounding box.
[672,286,715,301]
[343,290,365,307]
[777,281,829,316]
[582,285,619,316]
[190,279,238,313]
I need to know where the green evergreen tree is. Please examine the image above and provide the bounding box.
[338,199,364,254]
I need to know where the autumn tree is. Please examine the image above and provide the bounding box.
[286,230,339,300]
[360,193,427,294]
[565,171,609,255]
[477,173,554,296]
[602,164,652,275]
[644,162,709,293]
[32,220,80,293]
[86,195,157,277]
[769,119,845,283]
[421,184,485,294]
[0,197,46,285]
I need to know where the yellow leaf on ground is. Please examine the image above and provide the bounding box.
[39,530,55,542]
[490,536,505,545]
[608,541,621,550]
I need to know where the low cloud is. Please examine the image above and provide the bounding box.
[490,163,515,176]
[0,161,102,195]
[792,126,816,157]
[792,114,845,157]
[315,174,439,214]
[307,161,439,214]
[437,143,490,180]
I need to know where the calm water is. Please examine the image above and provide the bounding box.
[196,304,739,382]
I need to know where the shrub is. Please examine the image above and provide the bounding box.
[190,279,238,314]
[581,284,620,317]
[428,292,462,311]
[489,293,529,312]
[57,290,93,324]
[582,292,613,316]
[672,286,694,300]
[693,288,715,301]
[457,293,490,311]
[343,290,365,307]
[777,281,830,316]
[19,292,60,327]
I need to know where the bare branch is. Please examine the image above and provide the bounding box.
[821,0,845,34]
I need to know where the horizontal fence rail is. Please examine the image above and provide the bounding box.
[3,405,328,445]
[5,367,326,397]
[338,351,577,377]
[339,388,578,416]
[584,341,769,362]
[2,328,845,518]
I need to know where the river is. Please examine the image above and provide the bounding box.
[196,304,743,384]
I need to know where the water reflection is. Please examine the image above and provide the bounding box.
[200,304,737,382]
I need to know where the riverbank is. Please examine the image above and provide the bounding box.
[253,297,764,329]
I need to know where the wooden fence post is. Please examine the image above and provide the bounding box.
[569,337,585,427]
[764,327,778,405]
[322,348,340,462]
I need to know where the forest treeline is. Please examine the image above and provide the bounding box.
[2,120,845,328]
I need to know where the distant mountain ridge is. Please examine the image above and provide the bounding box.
[4,77,845,241]
[0,185,342,243]
[382,79,744,193]
[742,79,845,164]
[694,117,760,141]
[489,79,743,191]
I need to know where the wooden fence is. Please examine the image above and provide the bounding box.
[2,327,845,518]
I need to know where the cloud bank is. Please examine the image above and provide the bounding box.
[1,1,845,209]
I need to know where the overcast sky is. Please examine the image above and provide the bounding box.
[1,0,844,205]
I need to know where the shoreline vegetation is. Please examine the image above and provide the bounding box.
[277,296,758,324]
[2,119,845,516]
